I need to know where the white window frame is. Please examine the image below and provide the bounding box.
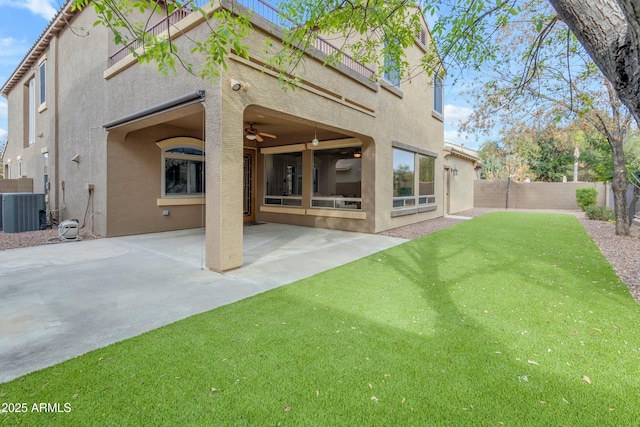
[156,137,205,199]
[17,159,23,177]
[28,78,36,145]
[39,60,46,107]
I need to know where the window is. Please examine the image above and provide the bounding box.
[383,40,401,87]
[433,74,443,116]
[156,139,205,197]
[164,147,205,196]
[28,78,36,145]
[418,154,436,204]
[18,159,23,177]
[393,148,437,209]
[312,147,362,210]
[393,148,415,207]
[264,152,303,206]
[39,61,46,106]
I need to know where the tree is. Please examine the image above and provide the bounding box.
[529,136,575,182]
[456,1,634,234]
[478,141,508,180]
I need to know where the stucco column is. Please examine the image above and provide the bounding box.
[204,88,243,272]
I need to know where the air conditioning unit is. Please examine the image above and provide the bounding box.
[1,193,46,233]
[0,193,4,231]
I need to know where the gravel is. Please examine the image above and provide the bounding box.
[2,210,638,302]
[0,227,98,251]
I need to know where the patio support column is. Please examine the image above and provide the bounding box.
[302,149,314,208]
[204,86,243,272]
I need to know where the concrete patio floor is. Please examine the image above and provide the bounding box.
[0,223,406,383]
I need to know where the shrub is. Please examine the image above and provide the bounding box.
[585,205,616,222]
[576,187,598,211]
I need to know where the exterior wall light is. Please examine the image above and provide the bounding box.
[452,166,458,176]
[230,79,250,92]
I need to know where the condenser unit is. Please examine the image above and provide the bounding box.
[1,193,46,233]
[0,194,4,231]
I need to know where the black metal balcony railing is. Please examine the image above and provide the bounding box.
[108,0,375,80]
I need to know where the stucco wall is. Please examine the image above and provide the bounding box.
[444,155,476,214]
[106,121,206,236]
[54,16,111,234]
[474,180,606,210]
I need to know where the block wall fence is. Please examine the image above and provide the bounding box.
[474,180,606,210]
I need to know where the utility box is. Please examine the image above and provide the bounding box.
[1,193,46,233]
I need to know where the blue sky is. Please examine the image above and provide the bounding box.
[0,0,58,142]
[0,0,481,150]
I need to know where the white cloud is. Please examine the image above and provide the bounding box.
[444,104,473,124]
[0,36,30,57]
[0,128,7,140]
[0,0,57,20]
[0,100,7,120]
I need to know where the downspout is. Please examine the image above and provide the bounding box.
[54,36,60,221]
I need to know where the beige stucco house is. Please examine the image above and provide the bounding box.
[2,0,447,272]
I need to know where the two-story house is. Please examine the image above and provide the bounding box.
[1,0,446,272]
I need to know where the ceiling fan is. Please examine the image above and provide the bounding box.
[245,123,276,142]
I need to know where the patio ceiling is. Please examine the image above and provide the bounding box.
[161,105,356,146]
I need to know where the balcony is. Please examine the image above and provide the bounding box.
[108,0,375,80]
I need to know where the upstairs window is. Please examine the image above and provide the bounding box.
[39,61,46,106]
[433,74,444,116]
[28,78,36,145]
[383,40,401,87]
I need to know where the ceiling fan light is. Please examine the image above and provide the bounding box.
[246,134,257,141]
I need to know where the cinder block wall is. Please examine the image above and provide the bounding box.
[474,180,606,209]
[0,178,34,193]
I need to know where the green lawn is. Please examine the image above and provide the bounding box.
[2,212,639,426]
